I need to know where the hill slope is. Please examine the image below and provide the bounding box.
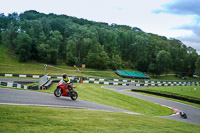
[0,45,122,78]
[0,10,199,76]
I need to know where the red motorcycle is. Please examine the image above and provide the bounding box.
[54,81,78,100]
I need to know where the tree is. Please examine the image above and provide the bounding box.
[19,10,45,20]
[110,55,123,70]
[66,39,79,65]
[1,24,18,50]
[195,57,200,76]
[47,30,63,63]
[136,59,149,72]
[37,43,50,62]
[16,32,32,62]
[66,26,99,66]
[86,44,110,69]
[155,50,171,75]
[49,48,58,64]
[148,63,156,76]
[185,47,198,76]
[0,13,6,43]
[49,18,66,35]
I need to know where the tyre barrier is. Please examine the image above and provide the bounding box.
[0,73,42,78]
[0,73,80,80]
[0,81,28,89]
[131,89,200,104]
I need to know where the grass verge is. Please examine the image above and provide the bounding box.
[0,104,200,133]
[151,75,181,80]
[46,83,173,116]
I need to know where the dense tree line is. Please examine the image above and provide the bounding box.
[0,10,199,76]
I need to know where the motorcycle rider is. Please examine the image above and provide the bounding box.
[60,73,73,93]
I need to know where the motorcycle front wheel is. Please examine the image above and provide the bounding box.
[54,87,62,97]
[70,91,78,100]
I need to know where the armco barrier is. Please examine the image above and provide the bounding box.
[39,74,48,89]
[0,73,42,78]
[135,83,200,87]
[82,80,129,86]
[83,77,140,83]
[144,80,200,85]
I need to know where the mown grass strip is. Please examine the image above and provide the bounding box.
[0,104,199,133]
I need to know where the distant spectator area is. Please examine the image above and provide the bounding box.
[116,70,149,79]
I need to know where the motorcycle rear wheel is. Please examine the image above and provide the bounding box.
[54,87,62,97]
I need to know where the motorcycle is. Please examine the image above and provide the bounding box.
[54,81,78,100]
[179,111,187,119]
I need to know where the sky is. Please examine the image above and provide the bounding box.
[0,0,200,54]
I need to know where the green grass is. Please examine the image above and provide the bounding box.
[0,104,200,133]
[46,83,173,116]
[138,86,200,100]
[150,75,180,80]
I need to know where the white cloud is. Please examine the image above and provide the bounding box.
[154,0,200,16]
[153,0,200,54]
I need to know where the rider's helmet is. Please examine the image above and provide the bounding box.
[63,73,67,79]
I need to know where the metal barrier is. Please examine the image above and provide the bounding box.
[38,74,48,89]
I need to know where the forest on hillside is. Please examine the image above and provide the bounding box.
[0,10,200,76]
